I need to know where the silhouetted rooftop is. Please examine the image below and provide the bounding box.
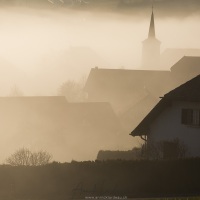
[131,75,200,136]
[66,102,122,132]
[164,74,200,101]
[161,49,200,69]
[85,68,170,94]
[171,56,200,73]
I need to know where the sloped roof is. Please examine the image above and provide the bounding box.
[66,102,122,132]
[0,96,121,132]
[164,74,200,101]
[120,94,159,132]
[0,96,120,131]
[161,49,200,70]
[0,96,68,119]
[85,68,170,95]
[131,75,200,136]
[0,96,68,115]
[171,56,200,73]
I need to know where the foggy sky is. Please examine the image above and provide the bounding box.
[117,0,200,18]
[0,2,199,96]
[1,0,200,18]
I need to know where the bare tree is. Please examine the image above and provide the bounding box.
[58,77,87,102]
[6,148,52,166]
[30,150,52,166]
[9,85,24,97]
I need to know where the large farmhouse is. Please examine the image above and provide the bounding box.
[131,75,200,158]
[0,96,122,162]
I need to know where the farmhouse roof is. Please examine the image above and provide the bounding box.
[161,49,200,70]
[171,56,200,73]
[0,96,68,114]
[131,75,200,136]
[85,68,170,94]
[66,102,122,132]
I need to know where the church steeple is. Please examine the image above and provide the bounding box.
[141,7,161,69]
[148,8,155,38]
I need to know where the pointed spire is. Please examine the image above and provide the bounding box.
[148,6,155,38]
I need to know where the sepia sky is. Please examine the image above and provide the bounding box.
[0,1,199,95]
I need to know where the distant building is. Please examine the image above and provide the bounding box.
[131,75,200,158]
[141,9,200,70]
[96,148,141,161]
[0,96,122,162]
[85,68,171,113]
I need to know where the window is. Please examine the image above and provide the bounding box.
[181,109,200,126]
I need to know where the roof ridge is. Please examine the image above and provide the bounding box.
[164,74,200,98]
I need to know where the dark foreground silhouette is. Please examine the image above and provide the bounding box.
[1,159,200,199]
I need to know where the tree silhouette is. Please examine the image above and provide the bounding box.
[6,148,52,166]
[9,85,24,97]
[58,78,87,102]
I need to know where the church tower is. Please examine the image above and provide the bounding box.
[142,8,161,69]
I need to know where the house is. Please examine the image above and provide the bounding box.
[96,148,141,161]
[85,68,171,114]
[64,102,124,161]
[131,75,200,158]
[0,96,122,162]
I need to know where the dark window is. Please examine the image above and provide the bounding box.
[181,109,200,126]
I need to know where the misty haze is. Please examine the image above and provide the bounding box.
[0,1,200,199]
[0,1,200,162]
[0,4,200,95]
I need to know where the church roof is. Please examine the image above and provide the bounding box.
[142,9,160,44]
[148,10,155,38]
[131,75,200,136]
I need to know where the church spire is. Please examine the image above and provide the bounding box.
[148,6,155,38]
[141,5,161,69]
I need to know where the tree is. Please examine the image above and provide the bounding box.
[58,77,87,102]
[9,85,24,97]
[140,138,188,160]
[6,148,52,166]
